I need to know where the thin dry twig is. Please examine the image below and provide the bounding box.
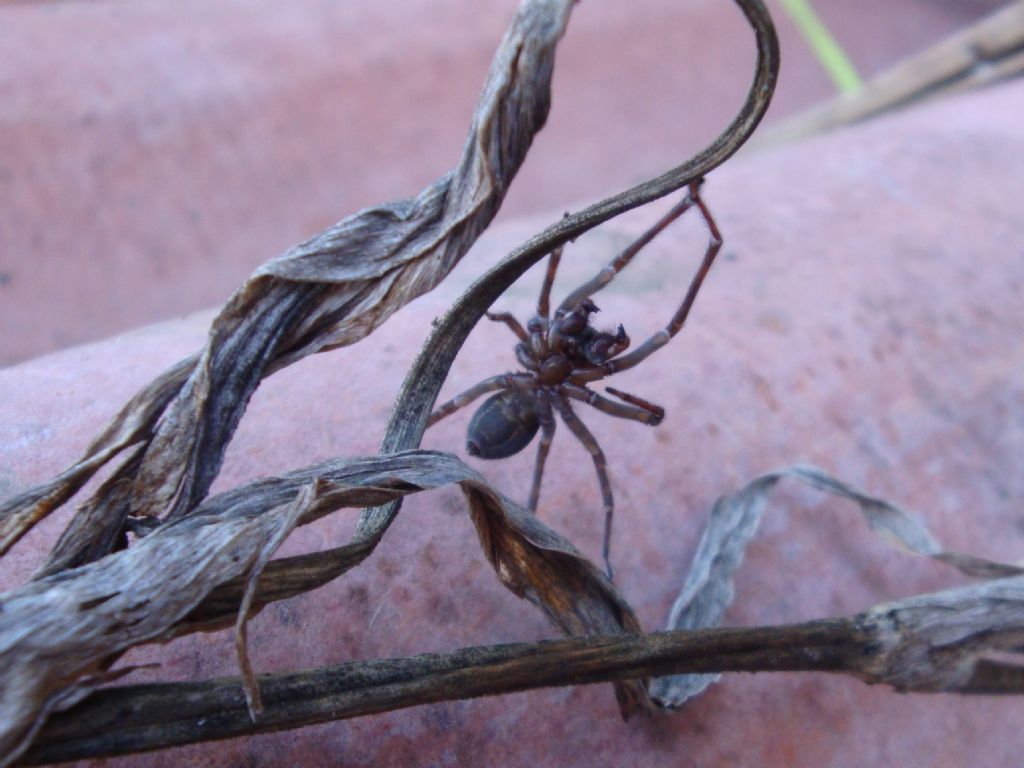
[19,576,1024,765]
[10,450,1024,766]
[232,483,316,719]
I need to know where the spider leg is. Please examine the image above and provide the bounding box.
[605,386,666,422]
[556,181,704,314]
[428,373,533,426]
[551,395,617,580]
[527,390,556,511]
[561,383,663,426]
[485,311,529,342]
[537,246,564,318]
[575,182,722,382]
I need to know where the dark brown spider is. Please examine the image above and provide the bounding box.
[429,180,722,579]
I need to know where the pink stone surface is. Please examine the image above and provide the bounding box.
[0,0,1005,365]
[2,78,1024,765]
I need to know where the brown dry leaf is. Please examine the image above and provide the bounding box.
[651,465,1024,706]
[461,482,651,716]
[1,474,326,763]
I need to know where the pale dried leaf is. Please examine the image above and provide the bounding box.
[859,575,1024,692]
[0,357,195,557]
[234,483,317,719]
[651,465,1024,706]
[0,0,577,559]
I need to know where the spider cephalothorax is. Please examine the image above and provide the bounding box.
[429,181,721,578]
[464,299,642,459]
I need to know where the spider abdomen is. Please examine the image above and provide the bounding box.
[466,390,540,459]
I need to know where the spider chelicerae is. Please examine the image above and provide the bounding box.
[429,180,721,579]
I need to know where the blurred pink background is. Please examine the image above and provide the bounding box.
[0,0,1007,365]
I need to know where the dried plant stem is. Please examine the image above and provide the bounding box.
[19,622,859,764]
[365,0,780,546]
[21,586,1024,766]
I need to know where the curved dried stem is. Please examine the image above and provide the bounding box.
[366,0,779,537]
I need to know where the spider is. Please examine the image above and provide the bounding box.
[428,180,722,579]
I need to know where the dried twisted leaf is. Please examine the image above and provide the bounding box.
[1,473,323,764]
[130,0,580,526]
[651,465,1024,706]
[0,0,578,561]
[2,0,1021,758]
[859,575,1024,693]
[1,0,778,591]
[11,0,778,607]
[0,450,647,764]
[0,358,195,564]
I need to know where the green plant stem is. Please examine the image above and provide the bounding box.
[781,0,862,93]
